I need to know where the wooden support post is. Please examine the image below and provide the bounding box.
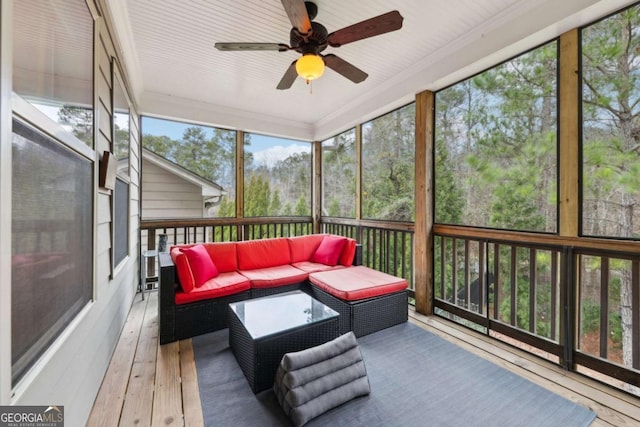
[312,140,321,234]
[236,130,244,239]
[414,90,434,315]
[559,29,580,238]
[355,125,362,221]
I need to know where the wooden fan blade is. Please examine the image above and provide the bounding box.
[328,10,403,47]
[215,43,290,52]
[323,54,368,83]
[281,0,312,35]
[277,61,299,90]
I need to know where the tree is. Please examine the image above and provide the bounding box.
[322,130,356,217]
[244,174,270,217]
[270,189,282,216]
[58,105,93,146]
[582,7,640,390]
[361,104,415,221]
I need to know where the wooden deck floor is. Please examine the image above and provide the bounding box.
[88,292,640,426]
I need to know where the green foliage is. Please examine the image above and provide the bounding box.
[435,42,558,232]
[322,130,356,217]
[294,195,309,216]
[58,105,93,146]
[362,104,415,221]
[217,196,235,218]
[581,302,600,335]
[582,6,640,238]
[270,190,282,216]
[244,174,270,217]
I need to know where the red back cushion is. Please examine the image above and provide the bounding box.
[171,250,196,293]
[339,238,357,266]
[311,235,347,266]
[288,234,325,263]
[237,238,291,270]
[182,244,219,287]
[204,242,238,272]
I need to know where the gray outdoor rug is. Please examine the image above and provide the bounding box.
[192,322,596,426]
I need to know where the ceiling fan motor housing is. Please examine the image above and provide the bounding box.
[290,21,328,54]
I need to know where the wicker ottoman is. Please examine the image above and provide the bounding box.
[308,266,408,337]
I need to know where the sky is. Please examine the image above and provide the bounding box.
[142,116,310,167]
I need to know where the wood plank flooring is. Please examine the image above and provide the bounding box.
[88,293,639,426]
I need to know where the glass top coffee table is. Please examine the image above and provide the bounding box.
[228,290,339,393]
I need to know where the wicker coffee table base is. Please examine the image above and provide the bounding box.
[228,307,339,393]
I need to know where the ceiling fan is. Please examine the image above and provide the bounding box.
[214,0,403,90]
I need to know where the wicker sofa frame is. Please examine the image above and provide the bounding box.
[158,241,409,343]
[158,245,363,345]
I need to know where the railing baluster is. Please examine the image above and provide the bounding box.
[633,260,639,370]
[464,240,470,309]
[479,240,485,315]
[530,248,536,334]
[494,243,500,320]
[510,246,517,326]
[600,257,609,359]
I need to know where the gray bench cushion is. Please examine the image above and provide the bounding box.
[273,332,370,426]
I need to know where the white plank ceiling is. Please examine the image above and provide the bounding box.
[106,0,635,140]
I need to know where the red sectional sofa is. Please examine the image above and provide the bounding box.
[158,234,360,344]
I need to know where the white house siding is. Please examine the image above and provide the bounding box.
[141,159,205,219]
[0,2,141,426]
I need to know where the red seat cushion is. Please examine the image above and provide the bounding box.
[291,261,346,274]
[239,265,308,289]
[175,271,250,304]
[309,266,408,301]
[182,244,219,287]
[311,235,347,266]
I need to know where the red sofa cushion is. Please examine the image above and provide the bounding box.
[204,242,238,273]
[182,244,219,287]
[338,238,357,267]
[171,250,196,293]
[311,235,347,266]
[291,261,346,274]
[309,266,408,301]
[236,238,291,270]
[239,265,308,289]
[288,234,325,263]
[175,271,250,304]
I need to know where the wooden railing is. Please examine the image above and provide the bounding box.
[140,216,416,297]
[139,216,638,392]
[140,217,313,276]
[433,225,640,393]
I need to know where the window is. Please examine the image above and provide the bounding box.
[13,0,94,147]
[141,117,236,219]
[321,129,356,218]
[435,42,558,232]
[361,104,415,221]
[11,118,93,385]
[243,133,311,217]
[113,65,130,268]
[11,0,94,386]
[581,5,640,239]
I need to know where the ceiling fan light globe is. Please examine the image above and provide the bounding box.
[295,54,325,81]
